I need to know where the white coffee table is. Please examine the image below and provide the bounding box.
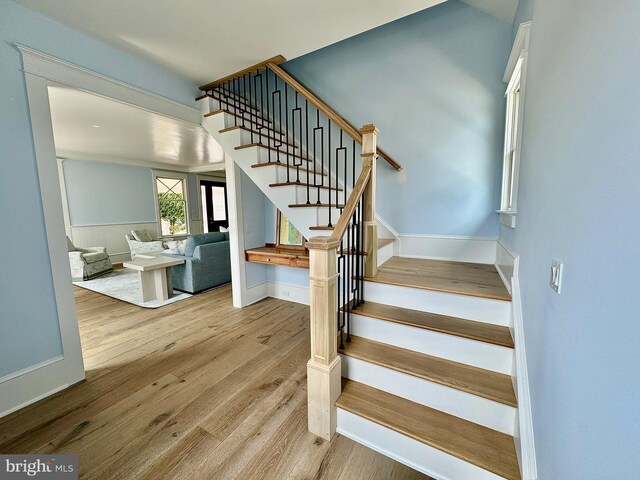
[123,255,185,303]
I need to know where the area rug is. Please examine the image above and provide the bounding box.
[73,268,192,308]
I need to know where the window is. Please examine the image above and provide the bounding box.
[155,175,189,236]
[498,22,530,229]
[501,63,522,212]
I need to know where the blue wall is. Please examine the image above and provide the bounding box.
[283,1,511,237]
[0,0,197,378]
[63,159,156,226]
[512,0,534,38]
[240,170,268,288]
[502,1,640,477]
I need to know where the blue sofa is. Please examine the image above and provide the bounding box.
[161,232,231,293]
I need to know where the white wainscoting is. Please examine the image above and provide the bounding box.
[495,241,516,294]
[398,234,497,264]
[70,221,158,264]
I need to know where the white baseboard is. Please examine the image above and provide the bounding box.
[398,234,497,264]
[243,281,269,306]
[267,281,310,305]
[337,409,504,480]
[511,258,538,479]
[0,356,76,419]
[495,241,517,294]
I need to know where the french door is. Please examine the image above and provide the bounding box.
[200,180,229,233]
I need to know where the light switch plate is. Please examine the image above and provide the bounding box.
[550,259,563,294]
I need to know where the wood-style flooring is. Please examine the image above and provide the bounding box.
[0,284,430,480]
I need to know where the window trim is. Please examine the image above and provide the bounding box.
[497,21,531,229]
[152,170,191,238]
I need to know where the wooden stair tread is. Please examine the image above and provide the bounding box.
[377,238,395,248]
[289,203,344,209]
[269,181,344,192]
[347,301,513,348]
[339,335,516,407]
[309,226,334,231]
[220,126,298,148]
[336,379,521,480]
[250,162,327,176]
[366,257,511,301]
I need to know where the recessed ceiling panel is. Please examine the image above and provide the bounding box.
[48,85,224,169]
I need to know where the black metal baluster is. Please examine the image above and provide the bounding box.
[305,99,310,204]
[292,92,301,183]
[338,239,345,350]
[328,119,332,227]
[285,83,290,182]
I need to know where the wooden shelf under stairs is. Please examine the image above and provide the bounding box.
[337,379,521,480]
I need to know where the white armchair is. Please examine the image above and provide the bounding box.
[66,237,113,281]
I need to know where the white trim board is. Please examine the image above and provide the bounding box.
[10,45,203,418]
[268,281,310,305]
[0,357,69,419]
[511,257,538,480]
[398,234,497,264]
[495,240,517,294]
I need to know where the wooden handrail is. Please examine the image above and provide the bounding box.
[266,63,402,172]
[305,164,372,251]
[198,55,287,91]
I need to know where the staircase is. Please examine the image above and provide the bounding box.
[197,57,522,480]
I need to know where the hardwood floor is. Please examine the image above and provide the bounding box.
[0,285,430,480]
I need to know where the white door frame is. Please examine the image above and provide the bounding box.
[1,45,201,417]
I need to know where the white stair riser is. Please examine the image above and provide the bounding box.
[364,281,511,326]
[236,128,295,150]
[337,409,508,480]
[203,113,330,239]
[348,314,512,374]
[274,166,326,185]
[341,356,515,435]
[294,185,339,204]
[378,242,394,266]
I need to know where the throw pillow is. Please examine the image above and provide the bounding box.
[131,229,153,242]
[219,226,229,232]
[165,240,186,255]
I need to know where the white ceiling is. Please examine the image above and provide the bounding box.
[48,85,224,171]
[15,0,447,85]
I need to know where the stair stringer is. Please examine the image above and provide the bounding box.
[201,110,337,241]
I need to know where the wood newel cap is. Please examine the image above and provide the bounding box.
[305,236,340,251]
[359,124,380,135]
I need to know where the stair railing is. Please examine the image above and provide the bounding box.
[199,59,382,440]
[304,125,379,440]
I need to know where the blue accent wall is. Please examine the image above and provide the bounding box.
[502,1,640,477]
[62,160,156,226]
[0,0,197,378]
[283,1,511,237]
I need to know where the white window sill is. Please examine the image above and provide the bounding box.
[496,210,517,228]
